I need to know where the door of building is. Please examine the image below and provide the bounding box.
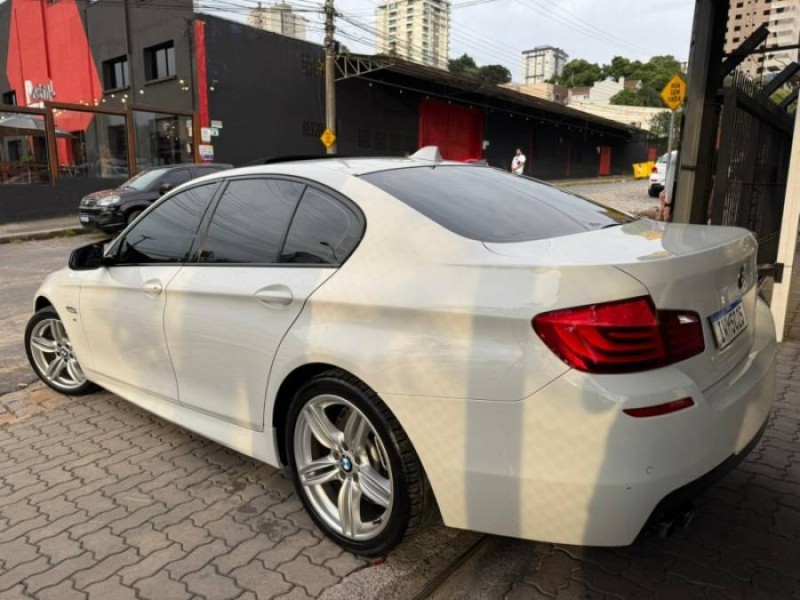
[598,146,612,176]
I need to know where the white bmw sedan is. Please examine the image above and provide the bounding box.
[25,154,776,556]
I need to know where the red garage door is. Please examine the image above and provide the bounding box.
[419,99,484,161]
[598,146,612,176]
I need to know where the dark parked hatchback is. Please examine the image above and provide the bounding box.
[78,163,232,231]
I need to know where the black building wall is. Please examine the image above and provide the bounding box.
[483,111,534,172]
[336,78,419,156]
[483,109,636,179]
[204,16,328,165]
[85,0,194,111]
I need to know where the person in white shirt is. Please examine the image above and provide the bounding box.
[511,148,526,175]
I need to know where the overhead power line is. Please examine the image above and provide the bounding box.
[512,0,653,57]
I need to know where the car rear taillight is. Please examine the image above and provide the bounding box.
[651,166,658,174]
[532,296,704,374]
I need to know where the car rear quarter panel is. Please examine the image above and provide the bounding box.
[266,174,651,405]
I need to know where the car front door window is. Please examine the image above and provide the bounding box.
[115,183,218,265]
[80,182,219,400]
[163,177,346,430]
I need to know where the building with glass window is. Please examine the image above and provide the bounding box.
[375,0,450,70]
[247,2,307,41]
[725,0,800,78]
[521,46,568,86]
[0,0,648,223]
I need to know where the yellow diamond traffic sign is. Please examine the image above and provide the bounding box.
[661,74,686,111]
[320,128,337,149]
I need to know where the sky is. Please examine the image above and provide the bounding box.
[231,0,699,82]
[0,0,696,83]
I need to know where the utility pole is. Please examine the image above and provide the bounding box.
[663,109,677,207]
[324,0,337,155]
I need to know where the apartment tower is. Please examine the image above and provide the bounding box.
[522,46,568,85]
[725,0,799,78]
[375,0,450,70]
[248,2,307,41]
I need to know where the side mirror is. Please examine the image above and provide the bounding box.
[159,182,173,195]
[69,241,112,271]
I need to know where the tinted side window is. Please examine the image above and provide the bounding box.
[161,168,192,186]
[362,166,631,243]
[198,178,304,264]
[116,183,217,264]
[281,187,363,265]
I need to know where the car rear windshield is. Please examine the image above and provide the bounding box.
[361,166,633,243]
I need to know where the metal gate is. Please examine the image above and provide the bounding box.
[709,71,794,265]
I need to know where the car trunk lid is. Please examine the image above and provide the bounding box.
[484,220,758,392]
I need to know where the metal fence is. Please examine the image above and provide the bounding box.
[709,71,794,264]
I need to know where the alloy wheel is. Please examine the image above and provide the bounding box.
[293,394,394,541]
[28,318,87,391]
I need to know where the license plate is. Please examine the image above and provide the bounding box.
[79,215,90,223]
[710,300,747,350]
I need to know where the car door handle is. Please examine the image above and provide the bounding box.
[142,280,163,296]
[256,286,294,308]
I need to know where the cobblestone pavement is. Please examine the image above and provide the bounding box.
[0,385,373,599]
[567,179,658,217]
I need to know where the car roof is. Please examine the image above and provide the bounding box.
[144,163,232,171]
[219,157,473,178]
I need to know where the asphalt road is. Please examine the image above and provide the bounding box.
[0,234,103,395]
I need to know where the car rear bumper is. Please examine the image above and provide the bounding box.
[383,298,776,546]
[644,414,768,531]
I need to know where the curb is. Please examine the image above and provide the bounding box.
[0,226,95,245]
[556,177,637,187]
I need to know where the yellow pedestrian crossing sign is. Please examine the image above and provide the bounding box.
[661,74,686,111]
[320,128,337,149]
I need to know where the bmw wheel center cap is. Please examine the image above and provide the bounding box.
[340,457,353,472]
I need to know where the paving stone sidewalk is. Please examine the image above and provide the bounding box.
[0,388,373,599]
[1,219,800,599]
[4,337,800,600]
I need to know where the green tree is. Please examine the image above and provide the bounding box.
[639,86,664,106]
[641,55,682,91]
[552,59,603,87]
[477,64,512,85]
[604,55,683,108]
[602,56,634,80]
[611,86,667,108]
[649,111,678,138]
[448,53,478,77]
[610,89,643,106]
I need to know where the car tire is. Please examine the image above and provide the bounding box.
[286,370,434,556]
[648,186,659,198]
[24,307,99,396]
[126,209,143,226]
